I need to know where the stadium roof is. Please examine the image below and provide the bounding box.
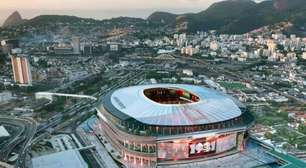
[31,150,88,168]
[101,84,242,126]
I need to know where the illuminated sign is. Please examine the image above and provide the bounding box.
[157,134,237,161]
[189,138,216,157]
[190,141,216,154]
[216,134,236,153]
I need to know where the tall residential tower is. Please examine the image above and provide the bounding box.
[11,54,32,86]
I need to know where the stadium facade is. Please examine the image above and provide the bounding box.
[96,84,254,168]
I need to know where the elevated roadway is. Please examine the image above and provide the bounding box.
[35,92,98,101]
[250,136,306,168]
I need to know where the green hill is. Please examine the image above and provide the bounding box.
[147,0,306,34]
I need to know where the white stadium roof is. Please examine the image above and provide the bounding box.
[102,84,242,126]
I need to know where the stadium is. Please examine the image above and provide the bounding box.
[96,84,254,168]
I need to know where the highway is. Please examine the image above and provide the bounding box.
[0,64,152,168]
[22,69,146,168]
[0,116,37,168]
[15,117,37,168]
[250,136,306,168]
[53,70,145,131]
[36,92,98,101]
[0,116,26,160]
[174,55,306,105]
[1,53,304,168]
[0,60,257,167]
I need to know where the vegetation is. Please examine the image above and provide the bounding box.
[0,54,6,65]
[250,105,289,126]
[148,12,177,25]
[44,97,66,112]
[298,125,306,135]
[218,81,246,90]
[36,59,49,68]
[148,0,306,34]
[145,71,172,80]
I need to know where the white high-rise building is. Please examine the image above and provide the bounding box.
[72,37,80,54]
[302,52,306,60]
[267,40,277,55]
[210,41,219,51]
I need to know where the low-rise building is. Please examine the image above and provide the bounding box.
[31,150,88,168]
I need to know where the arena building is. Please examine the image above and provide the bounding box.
[96,84,254,168]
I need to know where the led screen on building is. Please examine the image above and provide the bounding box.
[188,137,216,157]
[157,133,237,161]
[157,140,189,161]
[157,137,217,161]
[216,133,237,153]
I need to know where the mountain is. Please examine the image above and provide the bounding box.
[225,0,306,33]
[28,15,104,24]
[181,0,257,32]
[147,0,306,34]
[273,0,305,11]
[17,14,148,30]
[2,11,24,27]
[3,0,306,35]
[147,12,177,24]
[12,14,152,37]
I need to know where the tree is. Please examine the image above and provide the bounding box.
[298,125,306,135]
[0,53,7,65]
[264,132,274,139]
[37,59,49,68]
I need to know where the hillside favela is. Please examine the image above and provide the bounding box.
[0,0,306,168]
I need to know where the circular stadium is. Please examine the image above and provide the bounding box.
[96,84,254,168]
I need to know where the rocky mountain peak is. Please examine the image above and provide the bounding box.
[2,11,23,27]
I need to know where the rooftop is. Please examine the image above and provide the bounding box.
[31,150,88,168]
[102,84,242,126]
[0,125,10,137]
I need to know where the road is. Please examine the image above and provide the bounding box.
[15,117,37,168]
[0,116,37,168]
[23,69,145,168]
[54,70,145,132]
[0,116,26,160]
[0,67,144,167]
[174,55,306,105]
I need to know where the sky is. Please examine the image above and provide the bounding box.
[1,0,264,25]
[0,0,223,10]
[0,0,226,25]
